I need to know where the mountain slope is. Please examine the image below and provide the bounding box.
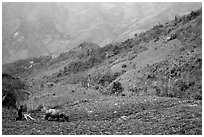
[2,2,201,63]
[2,6,202,135]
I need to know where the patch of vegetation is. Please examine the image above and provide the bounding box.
[136,50,202,100]
[111,81,124,95]
[2,73,28,108]
[3,56,52,77]
[64,56,103,74]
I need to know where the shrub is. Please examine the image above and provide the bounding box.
[2,73,28,109]
[122,64,127,68]
[2,91,17,109]
[111,81,124,95]
[64,55,103,74]
[89,70,122,88]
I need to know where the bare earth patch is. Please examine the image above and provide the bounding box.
[2,96,202,135]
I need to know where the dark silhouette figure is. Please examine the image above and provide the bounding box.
[16,106,24,121]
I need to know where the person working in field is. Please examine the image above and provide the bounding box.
[16,105,36,121]
[16,105,23,120]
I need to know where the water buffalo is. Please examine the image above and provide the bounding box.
[44,109,69,122]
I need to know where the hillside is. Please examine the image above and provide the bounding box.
[2,7,202,135]
[2,2,201,63]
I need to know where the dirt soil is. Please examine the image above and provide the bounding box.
[2,96,202,135]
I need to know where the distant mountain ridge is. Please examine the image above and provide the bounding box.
[2,2,201,63]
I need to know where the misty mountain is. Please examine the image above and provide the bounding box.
[2,2,201,63]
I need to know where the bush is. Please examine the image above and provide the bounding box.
[2,91,18,109]
[64,56,103,74]
[2,73,28,109]
[89,70,122,88]
[111,81,124,95]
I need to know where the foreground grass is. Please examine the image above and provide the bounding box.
[2,96,202,135]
